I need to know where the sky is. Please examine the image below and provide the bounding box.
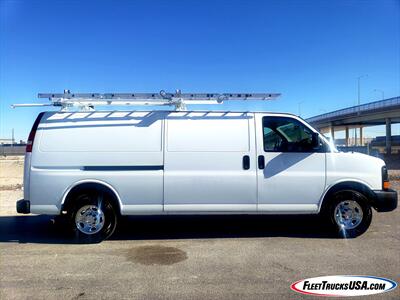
[0,0,399,141]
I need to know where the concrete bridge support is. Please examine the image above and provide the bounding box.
[386,118,392,154]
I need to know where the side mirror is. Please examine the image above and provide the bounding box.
[311,132,320,148]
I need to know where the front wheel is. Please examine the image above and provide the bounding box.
[324,190,372,238]
[70,191,117,243]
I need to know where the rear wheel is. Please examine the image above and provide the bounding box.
[70,191,117,243]
[324,190,372,238]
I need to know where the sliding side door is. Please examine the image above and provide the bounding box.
[164,112,257,212]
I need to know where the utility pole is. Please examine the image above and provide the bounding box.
[355,75,368,145]
[11,128,14,149]
[298,101,305,117]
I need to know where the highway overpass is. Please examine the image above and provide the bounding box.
[306,97,400,154]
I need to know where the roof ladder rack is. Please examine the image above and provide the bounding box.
[12,89,281,111]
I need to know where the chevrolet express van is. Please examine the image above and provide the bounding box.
[17,110,397,241]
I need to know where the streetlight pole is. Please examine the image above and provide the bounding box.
[373,89,384,100]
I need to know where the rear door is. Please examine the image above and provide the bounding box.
[255,114,326,213]
[164,112,257,212]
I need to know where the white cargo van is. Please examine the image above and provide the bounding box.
[15,93,397,242]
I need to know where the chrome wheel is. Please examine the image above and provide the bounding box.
[334,200,363,230]
[75,205,105,235]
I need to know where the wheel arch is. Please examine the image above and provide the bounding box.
[318,180,376,213]
[60,179,122,215]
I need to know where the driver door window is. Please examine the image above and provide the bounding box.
[263,117,316,152]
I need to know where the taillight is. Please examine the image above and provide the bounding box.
[26,112,45,153]
[382,165,390,190]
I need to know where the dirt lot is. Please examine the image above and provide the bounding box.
[0,157,24,215]
[0,156,399,299]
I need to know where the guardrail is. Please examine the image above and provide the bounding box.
[307,97,400,123]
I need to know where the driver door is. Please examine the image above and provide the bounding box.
[255,114,326,213]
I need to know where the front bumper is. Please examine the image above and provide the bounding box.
[372,189,398,212]
[16,199,30,214]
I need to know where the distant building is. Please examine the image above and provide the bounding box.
[0,139,26,145]
[335,136,399,156]
[334,137,373,147]
[370,135,400,154]
[0,138,14,145]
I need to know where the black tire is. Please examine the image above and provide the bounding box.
[69,190,118,243]
[323,190,372,238]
